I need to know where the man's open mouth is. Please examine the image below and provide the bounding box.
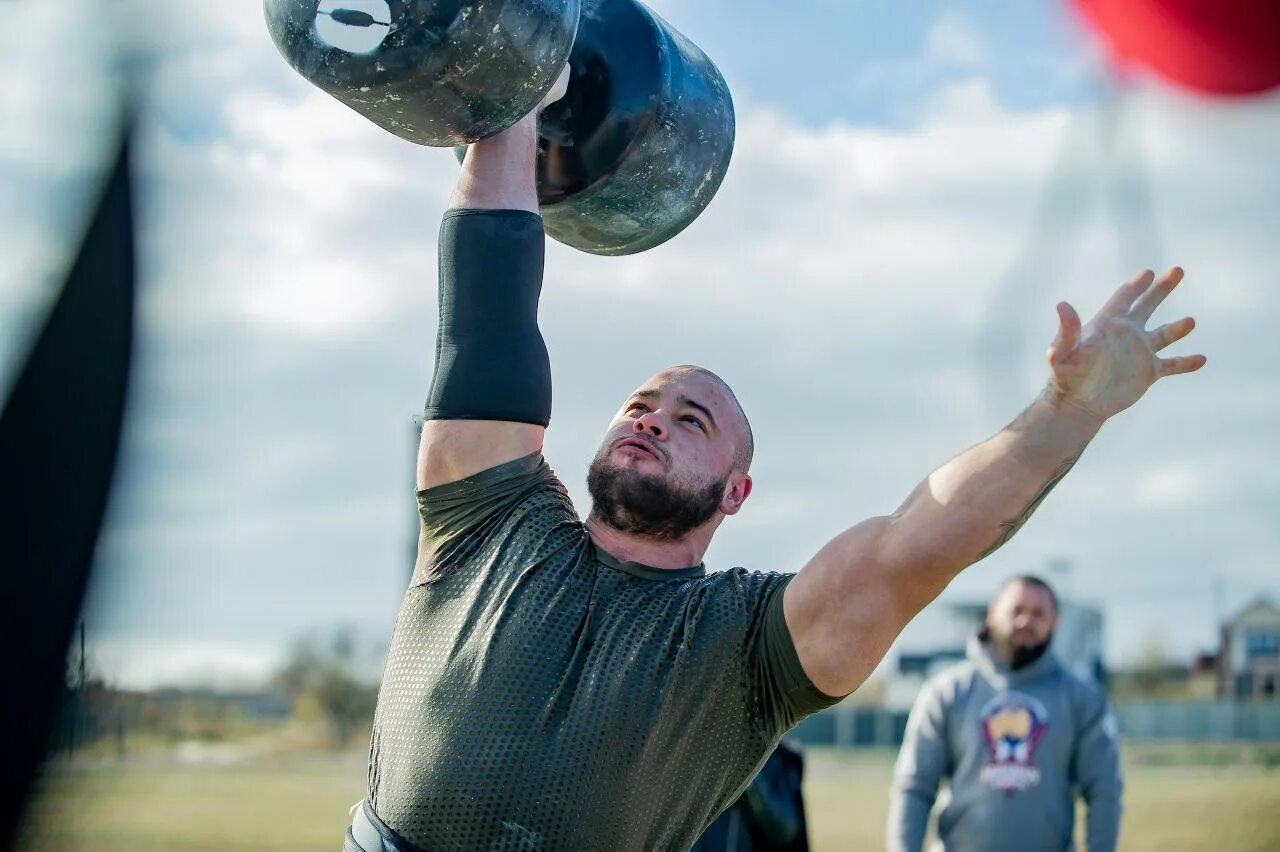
[616,438,662,462]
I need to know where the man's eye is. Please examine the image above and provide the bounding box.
[683,416,706,431]
[628,403,649,414]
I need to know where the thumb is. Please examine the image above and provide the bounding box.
[1048,301,1081,364]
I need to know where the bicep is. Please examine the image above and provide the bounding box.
[417,420,544,491]
[784,516,932,697]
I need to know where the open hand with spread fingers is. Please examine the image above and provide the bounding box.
[1047,267,1207,422]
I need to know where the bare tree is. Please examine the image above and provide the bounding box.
[274,629,377,748]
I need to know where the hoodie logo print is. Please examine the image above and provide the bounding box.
[978,692,1048,793]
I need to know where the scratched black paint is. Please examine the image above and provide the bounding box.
[537,0,735,255]
[265,0,580,146]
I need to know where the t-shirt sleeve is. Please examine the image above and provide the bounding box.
[412,451,574,585]
[745,573,845,735]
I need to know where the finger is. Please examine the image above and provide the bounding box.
[1156,354,1207,377]
[1131,266,1184,324]
[1101,269,1155,317]
[1147,316,1195,352]
[1048,302,1081,363]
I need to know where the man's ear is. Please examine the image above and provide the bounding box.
[720,474,752,516]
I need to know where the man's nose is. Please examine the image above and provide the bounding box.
[632,411,667,439]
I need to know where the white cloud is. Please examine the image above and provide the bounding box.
[0,2,123,397]
[926,10,985,68]
[1134,466,1207,508]
[0,3,119,175]
[92,637,286,690]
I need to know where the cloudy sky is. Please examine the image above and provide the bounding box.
[3,0,1277,689]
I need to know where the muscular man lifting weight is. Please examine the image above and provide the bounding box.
[344,80,1205,851]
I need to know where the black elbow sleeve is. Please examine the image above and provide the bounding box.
[424,209,552,427]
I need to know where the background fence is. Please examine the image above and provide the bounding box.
[787,701,1280,748]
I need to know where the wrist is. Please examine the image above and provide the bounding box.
[470,113,538,151]
[1039,383,1107,434]
[453,119,539,212]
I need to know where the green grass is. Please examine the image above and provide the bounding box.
[21,755,367,851]
[19,747,1280,850]
[805,747,1280,852]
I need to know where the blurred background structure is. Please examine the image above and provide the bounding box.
[4,0,1279,848]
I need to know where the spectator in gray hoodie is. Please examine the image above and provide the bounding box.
[887,576,1122,852]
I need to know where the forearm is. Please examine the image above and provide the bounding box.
[1081,700,1124,852]
[886,385,1103,600]
[886,786,934,852]
[1085,795,1123,852]
[418,119,549,490]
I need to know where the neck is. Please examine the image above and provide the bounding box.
[585,513,714,570]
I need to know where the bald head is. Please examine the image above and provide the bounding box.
[667,365,754,473]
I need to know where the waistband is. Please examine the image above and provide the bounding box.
[345,799,419,852]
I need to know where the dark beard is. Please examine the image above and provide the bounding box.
[988,629,1052,671]
[587,451,727,541]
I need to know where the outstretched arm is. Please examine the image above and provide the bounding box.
[417,73,568,491]
[786,268,1206,696]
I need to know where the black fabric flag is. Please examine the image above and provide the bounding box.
[0,131,136,847]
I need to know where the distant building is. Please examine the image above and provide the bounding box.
[1186,652,1220,699]
[885,596,1104,712]
[1218,598,1280,702]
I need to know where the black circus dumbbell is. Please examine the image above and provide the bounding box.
[264,0,580,146]
[536,0,735,255]
[268,0,734,255]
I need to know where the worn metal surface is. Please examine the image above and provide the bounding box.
[265,0,580,146]
[537,0,735,255]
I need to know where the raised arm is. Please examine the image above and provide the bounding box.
[417,73,567,491]
[785,268,1206,696]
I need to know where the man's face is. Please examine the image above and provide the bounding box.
[986,581,1058,669]
[587,368,751,540]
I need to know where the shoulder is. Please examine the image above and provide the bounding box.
[696,569,845,728]
[703,566,792,592]
[921,660,978,707]
[1057,673,1120,747]
[697,567,792,614]
[414,453,580,583]
[677,568,798,661]
[419,453,575,524]
[1060,668,1110,715]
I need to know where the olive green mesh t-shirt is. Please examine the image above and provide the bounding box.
[368,453,840,851]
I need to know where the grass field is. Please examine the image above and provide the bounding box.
[805,748,1280,851]
[19,746,1280,850]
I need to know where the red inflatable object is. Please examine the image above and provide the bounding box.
[1072,0,1280,96]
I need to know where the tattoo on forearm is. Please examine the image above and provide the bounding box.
[976,444,1088,562]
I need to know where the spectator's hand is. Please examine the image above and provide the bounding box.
[1047,267,1205,421]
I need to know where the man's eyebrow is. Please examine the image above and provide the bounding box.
[628,390,718,430]
[679,395,718,430]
